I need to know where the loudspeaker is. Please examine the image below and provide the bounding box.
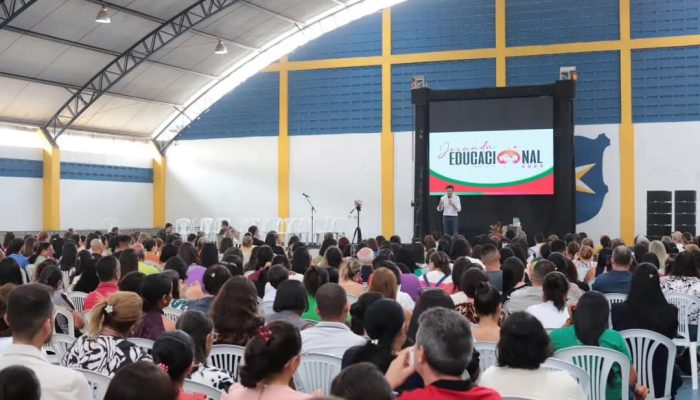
[674,190,696,235]
[647,191,672,239]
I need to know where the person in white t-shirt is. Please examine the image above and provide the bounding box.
[479,311,586,400]
[526,271,570,330]
[436,185,461,236]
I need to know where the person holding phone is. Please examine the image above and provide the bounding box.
[437,185,461,236]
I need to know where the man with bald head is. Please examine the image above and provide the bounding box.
[592,246,633,294]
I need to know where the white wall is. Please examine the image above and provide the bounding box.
[394,131,415,241]
[166,137,279,227]
[289,133,382,238]
[635,121,700,235]
[60,148,154,230]
[0,144,43,231]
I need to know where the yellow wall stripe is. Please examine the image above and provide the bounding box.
[278,57,290,222]
[152,154,166,228]
[381,7,394,237]
[40,130,60,230]
[619,0,635,243]
[495,0,506,87]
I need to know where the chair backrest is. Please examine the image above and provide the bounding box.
[207,345,246,382]
[543,358,591,398]
[620,329,676,400]
[293,353,342,395]
[260,300,275,317]
[50,333,77,363]
[127,337,154,351]
[53,307,75,337]
[199,217,214,234]
[183,379,223,400]
[163,307,183,322]
[474,342,497,372]
[604,293,627,328]
[62,270,72,293]
[74,368,111,400]
[554,346,630,400]
[665,292,700,343]
[175,218,191,235]
[68,291,88,314]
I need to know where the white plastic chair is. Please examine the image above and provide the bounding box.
[163,307,184,322]
[553,346,630,400]
[293,353,342,395]
[62,270,72,293]
[260,300,275,317]
[604,293,627,328]
[280,217,296,243]
[621,329,676,400]
[474,342,497,373]
[183,379,223,400]
[104,218,118,232]
[199,218,214,237]
[68,291,88,315]
[54,307,75,337]
[543,358,591,398]
[346,294,359,306]
[207,345,245,382]
[127,337,154,351]
[665,292,699,390]
[50,333,77,363]
[174,218,191,236]
[74,368,111,400]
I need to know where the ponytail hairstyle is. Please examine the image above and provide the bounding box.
[239,321,301,388]
[542,271,569,311]
[473,282,501,317]
[430,251,451,275]
[88,292,142,338]
[152,330,196,384]
[139,273,172,312]
[37,265,62,290]
[349,292,383,335]
[350,299,405,372]
[202,264,231,296]
[28,242,52,264]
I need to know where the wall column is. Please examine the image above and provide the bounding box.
[38,129,60,231]
[495,0,506,87]
[381,7,395,237]
[619,0,635,243]
[278,58,290,222]
[153,153,166,228]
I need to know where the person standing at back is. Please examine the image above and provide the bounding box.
[592,246,633,294]
[481,245,503,292]
[437,185,461,236]
[300,283,366,358]
[0,284,91,400]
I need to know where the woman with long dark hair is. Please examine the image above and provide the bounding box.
[612,263,682,398]
[551,291,643,400]
[72,250,100,293]
[526,271,569,330]
[501,256,527,302]
[405,289,454,343]
[211,277,264,346]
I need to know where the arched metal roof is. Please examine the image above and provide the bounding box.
[0,0,395,141]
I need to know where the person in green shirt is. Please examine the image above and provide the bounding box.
[301,266,329,322]
[550,291,646,400]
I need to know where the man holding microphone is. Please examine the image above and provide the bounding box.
[437,185,461,236]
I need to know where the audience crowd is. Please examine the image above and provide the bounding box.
[0,222,696,399]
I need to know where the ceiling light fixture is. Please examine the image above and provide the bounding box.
[95,6,111,24]
[214,39,227,55]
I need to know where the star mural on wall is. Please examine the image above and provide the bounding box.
[576,163,596,194]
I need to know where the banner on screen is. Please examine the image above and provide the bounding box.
[429,129,554,196]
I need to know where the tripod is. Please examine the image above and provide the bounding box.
[303,194,317,246]
[350,205,362,245]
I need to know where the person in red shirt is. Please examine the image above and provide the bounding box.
[386,308,502,400]
[83,256,121,312]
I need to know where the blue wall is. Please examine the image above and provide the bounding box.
[0,158,43,178]
[176,0,700,139]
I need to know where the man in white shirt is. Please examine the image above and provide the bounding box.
[0,284,91,400]
[436,184,461,236]
[505,259,556,315]
[301,283,366,358]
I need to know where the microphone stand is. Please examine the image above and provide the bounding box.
[303,194,317,246]
[350,205,362,245]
